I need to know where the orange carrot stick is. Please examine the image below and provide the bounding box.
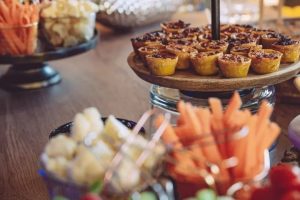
[185,103,203,135]
[155,114,182,149]
[224,91,242,124]
[195,107,211,134]
[208,97,224,133]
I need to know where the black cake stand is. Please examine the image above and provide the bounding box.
[0,31,98,90]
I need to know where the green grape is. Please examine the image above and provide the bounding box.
[196,189,217,200]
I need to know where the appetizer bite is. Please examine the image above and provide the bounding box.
[272,38,300,63]
[230,45,262,57]
[196,40,229,53]
[161,20,190,34]
[166,43,197,69]
[249,49,283,74]
[218,54,251,78]
[40,107,165,199]
[190,50,223,76]
[131,31,165,54]
[146,52,178,76]
[137,45,165,64]
[41,0,99,47]
[261,32,285,49]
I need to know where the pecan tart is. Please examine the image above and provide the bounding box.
[195,40,229,53]
[161,20,190,34]
[272,38,300,63]
[182,27,203,40]
[261,32,285,49]
[249,49,283,74]
[190,50,223,76]
[198,32,229,42]
[146,52,178,76]
[131,31,165,54]
[218,54,251,78]
[228,33,259,49]
[166,44,197,69]
[230,45,262,57]
[137,45,165,63]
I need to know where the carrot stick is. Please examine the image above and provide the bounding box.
[224,91,242,126]
[155,114,182,149]
[177,101,189,126]
[185,103,203,135]
[208,97,224,133]
[195,107,211,134]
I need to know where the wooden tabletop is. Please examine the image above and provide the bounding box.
[0,13,299,200]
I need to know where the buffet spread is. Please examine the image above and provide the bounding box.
[1,0,300,200]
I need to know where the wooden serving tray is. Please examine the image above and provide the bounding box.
[128,52,300,92]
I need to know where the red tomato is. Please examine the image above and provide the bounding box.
[80,193,102,200]
[281,191,300,200]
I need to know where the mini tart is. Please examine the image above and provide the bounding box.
[271,38,300,63]
[166,44,197,70]
[182,27,203,39]
[198,32,229,42]
[131,31,165,54]
[137,45,165,63]
[161,20,190,34]
[218,54,251,78]
[230,45,262,57]
[248,49,283,74]
[261,32,285,49]
[146,52,178,76]
[190,50,223,76]
[228,33,258,50]
[167,32,197,42]
[196,40,229,53]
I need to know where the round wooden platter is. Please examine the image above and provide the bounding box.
[127,52,300,92]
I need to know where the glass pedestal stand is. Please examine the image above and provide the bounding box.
[150,84,275,123]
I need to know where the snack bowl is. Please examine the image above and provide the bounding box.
[41,13,97,48]
[0,23,38,56]
[40,110,169,200]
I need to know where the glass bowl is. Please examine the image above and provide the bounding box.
[0,23,38,56]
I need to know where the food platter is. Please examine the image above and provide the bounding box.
[128,52,300,92]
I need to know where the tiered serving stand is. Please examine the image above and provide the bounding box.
[0,31,98,90]
[127,52,300,117]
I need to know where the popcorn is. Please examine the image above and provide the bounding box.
[45,135,77,159]
[41,0,99,47]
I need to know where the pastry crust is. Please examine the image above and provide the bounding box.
[166,44,197,69]
[146,52,178,76]
[249,49,283,74]
[218,54,251,78]
[272,38,300,63]
[190,50,223,76]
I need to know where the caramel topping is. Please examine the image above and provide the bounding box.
[167,33,186,40]
[231,46,251,53]
[199,33,228,41]
[274,37,300,46]
[151,52,177,59]
[250,50,282,59]
[138,46,162,52]
[163,20,190,29]
[167,44,196,53]
[220,54,250,63]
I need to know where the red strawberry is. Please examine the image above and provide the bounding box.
[250,186,277,200]
[270,164,300,191]
[281,191,300,200]
[80,193,102,200]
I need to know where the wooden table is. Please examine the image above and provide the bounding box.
[0,13,299,200]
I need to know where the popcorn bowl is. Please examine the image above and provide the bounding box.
[41,13,96,48]
[41,115,168,200]
[0,23,38,56]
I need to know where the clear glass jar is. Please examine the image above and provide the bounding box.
[0,23,38,56]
